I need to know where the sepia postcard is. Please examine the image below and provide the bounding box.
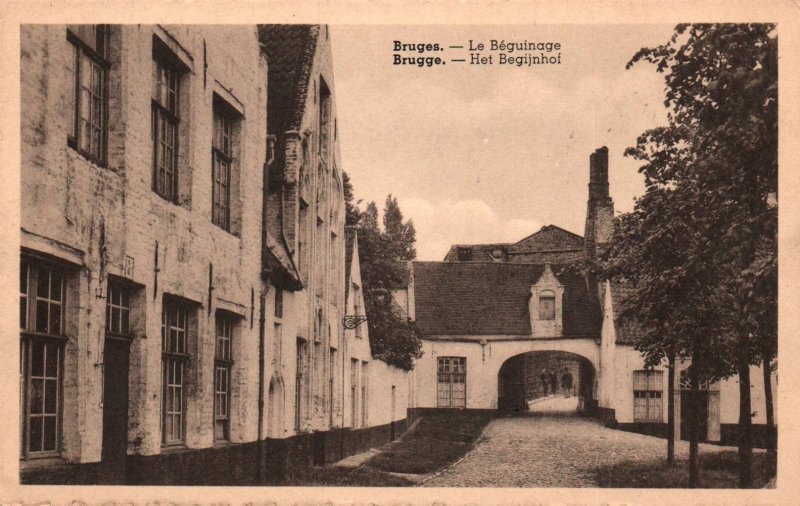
[0,1,798,505]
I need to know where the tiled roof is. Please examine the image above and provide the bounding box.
[443,226,585,263]
[264,232,303,291]
[443,243,511,262]
[508,225,584,253]
[259,25,320,135]
[412,262,601,337]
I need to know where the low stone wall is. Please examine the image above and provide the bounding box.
[21,418,409,485]
[720,423,776,449]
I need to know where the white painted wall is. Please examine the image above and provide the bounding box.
[416,338,601,410]
[368,360,410,426]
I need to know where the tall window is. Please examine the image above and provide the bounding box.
[67,25,108,163]
[20,259,67,458]
[361,361,369,427]
[212,99,237,230]
[162,298,190,445]
[318,79,331,160]
[350,359,359,427]
[328,348,336,426]
[295,339,306,430]
[214,312,234,441]
[437,357,466,408]
[633,370,663,422]
[152,41,182,202]
[273,288,283,368]
[274,288,283,319]
[539,290,556,320]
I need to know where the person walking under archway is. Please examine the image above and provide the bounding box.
[562,368,574,398]
[540,370,550,396]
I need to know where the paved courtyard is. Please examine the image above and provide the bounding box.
[424,400,728,487]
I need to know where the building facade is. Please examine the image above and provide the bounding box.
[259,24,411,469]
[20,24,268,483]
[19,23,411,485]
[410,147,778,447]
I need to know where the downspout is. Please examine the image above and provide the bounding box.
[259,134,276,441]
[258,130,275,481]
[258,286,268,441]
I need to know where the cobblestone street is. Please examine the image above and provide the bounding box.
[424,401,728,487]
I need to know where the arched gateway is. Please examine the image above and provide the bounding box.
[498,350,596,414]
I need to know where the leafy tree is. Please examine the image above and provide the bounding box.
[343,179,423,370]
[628,23,777,487]
[383,194,417,261]
[600,133,734,485]
[342,171,361,227]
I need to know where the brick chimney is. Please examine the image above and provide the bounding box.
[584,146,614,257]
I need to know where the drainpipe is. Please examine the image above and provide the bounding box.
[259,138,275,441]
[258,133,275,481]
[258,287,268,441]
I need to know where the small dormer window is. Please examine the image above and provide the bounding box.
[457,247,473,261]
[539,290,556,320]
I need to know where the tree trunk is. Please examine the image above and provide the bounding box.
[667,350,676,465]
[688,361,700,488]
[762,350,776,455]
[738,351,753,488]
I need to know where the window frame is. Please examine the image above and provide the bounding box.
[328,347,336,426]
[20,258,69,460]
[211,98,239,231]
[161,297,191,447]
[633,370,663,423]
[437,357,466,408]
[151,40,184,203]
[294,338,307,430]
[538,290,556,320]
[105,279,133,339]
[360,361,368,427]
[213,311,235,442]
[67,25,110,166]
[350,358,359,427]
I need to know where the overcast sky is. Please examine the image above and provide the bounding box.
[330,25,674,260]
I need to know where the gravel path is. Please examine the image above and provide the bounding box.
[424,398,728,487]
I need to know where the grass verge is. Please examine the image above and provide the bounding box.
[367,411,494,475]
[596,450,777,488]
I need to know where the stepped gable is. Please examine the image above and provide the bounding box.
[412,261,601,337]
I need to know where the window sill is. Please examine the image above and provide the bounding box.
[212,222,241,238]
[19,456,67,470]
[151,191,182,207]
[160,444,189,454]
[67,143,108,170]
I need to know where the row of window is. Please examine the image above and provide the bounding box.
[19,258,268,458]
[434,357,667,423]
[67,25,240,233]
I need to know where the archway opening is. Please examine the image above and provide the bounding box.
[497,350,595,416]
